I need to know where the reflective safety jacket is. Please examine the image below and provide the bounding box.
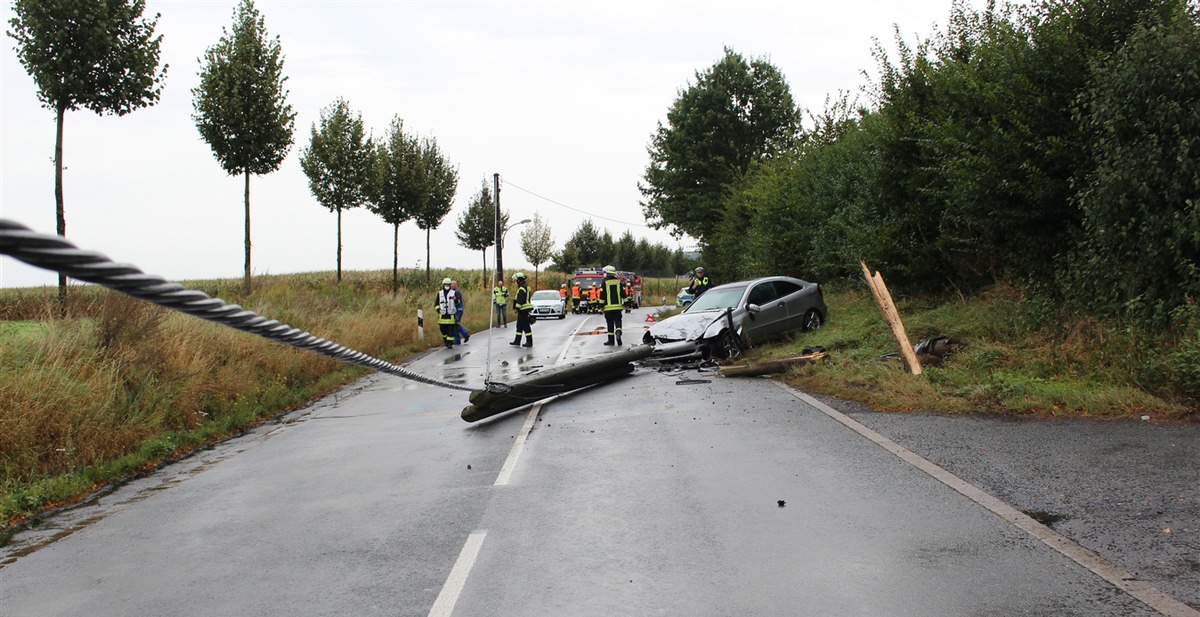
[570,284,581,299]
[492,285,509,306]
[435,288,458,322]
[512,284,532,311]
[602,277,625,312]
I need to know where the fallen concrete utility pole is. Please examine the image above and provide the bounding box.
[860,261,923,375]
[463,345,653,422]
[716,351,829,378]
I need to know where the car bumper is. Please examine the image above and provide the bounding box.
[648,339,705,360]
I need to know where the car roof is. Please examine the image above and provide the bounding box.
[706,276,811,293]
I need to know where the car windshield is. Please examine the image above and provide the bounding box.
[684,285,747,312]
[531,290,560,301]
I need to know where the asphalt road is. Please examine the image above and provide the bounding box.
[1,305,1195,616]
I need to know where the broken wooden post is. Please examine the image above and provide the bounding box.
[717,352,829,377]
[860,261,923,375]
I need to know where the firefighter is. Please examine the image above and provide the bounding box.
[559,283,569,313]
[600,265,626,346]
[510,272,533,347]
[570,281,582,314]
[434,277,458,349]
[688,266,711,299]
[589,285,602,313]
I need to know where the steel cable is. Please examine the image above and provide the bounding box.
[0,218,489,393]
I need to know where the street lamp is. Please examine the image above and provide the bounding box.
[496,218,531,283]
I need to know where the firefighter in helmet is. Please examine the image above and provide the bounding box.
[600,265,626,346]
[510,272,533,347]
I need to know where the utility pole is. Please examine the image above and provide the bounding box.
[494,173,504,283]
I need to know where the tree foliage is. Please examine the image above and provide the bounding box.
[192,0,295,293]
[413,138,459,283]
[299,98,373,283]
[8,0,167,307]
[366,116,423,294]
[456,180,507,287]
[640,47,800,245]
[1067,4,1200,321]
[519,214,555,289]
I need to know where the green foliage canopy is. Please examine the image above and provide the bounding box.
[640,47,800,245]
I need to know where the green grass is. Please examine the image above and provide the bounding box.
[752,284,1197,419]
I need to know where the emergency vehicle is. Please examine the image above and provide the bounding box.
[572,267,642,310]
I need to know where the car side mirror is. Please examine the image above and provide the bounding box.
[747,303,762,317]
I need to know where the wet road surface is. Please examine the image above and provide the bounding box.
[0,306,1191,616]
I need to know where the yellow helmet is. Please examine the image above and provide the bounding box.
[512,272,526,281]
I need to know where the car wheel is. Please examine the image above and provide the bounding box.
[714,330,742,359]
[558,314,565,319]
[803,309,824,331]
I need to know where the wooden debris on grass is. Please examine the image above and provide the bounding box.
[717,351,829,378]
[860,261,923,375]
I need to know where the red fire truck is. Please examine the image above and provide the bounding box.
[573,267,642,311]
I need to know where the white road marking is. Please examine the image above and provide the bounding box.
[494,401,544,487]
[775,382,1200,617]
[427,530,487,617]
[556,317,592,364]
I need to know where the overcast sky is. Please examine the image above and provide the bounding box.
[2,0,986,289]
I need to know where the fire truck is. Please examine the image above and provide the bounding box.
[573,267,642,311]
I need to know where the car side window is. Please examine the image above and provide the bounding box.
[772,280,801,299]
[748,283,777,306]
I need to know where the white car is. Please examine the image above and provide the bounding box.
[530,289,566,320]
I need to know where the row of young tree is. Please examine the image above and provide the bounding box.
[551,220,694,277]
[640,0,1199,325]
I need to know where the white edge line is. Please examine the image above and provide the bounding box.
[556,317,591,365]
[494,402,543,486]
[774,381,1200,617]
[427,530,487,617]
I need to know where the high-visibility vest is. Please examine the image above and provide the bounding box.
[493,285,508,305]
[514,284,532,310]
[435,289,457,323]
[571,285,581,299]
[603,278,625,312]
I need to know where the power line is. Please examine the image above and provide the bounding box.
[500,179,652,229]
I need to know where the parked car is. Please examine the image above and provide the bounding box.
[530,289,566,320]
[644,276,826,360]
[676,287,694,308]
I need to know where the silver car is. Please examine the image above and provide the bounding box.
[643,276,826,360]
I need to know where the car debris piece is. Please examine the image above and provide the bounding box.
[860,261,922,375]
[716,351,829,378]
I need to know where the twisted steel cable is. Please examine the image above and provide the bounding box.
[0,218,492,393]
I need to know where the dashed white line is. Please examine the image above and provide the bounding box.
[427,530,487,617]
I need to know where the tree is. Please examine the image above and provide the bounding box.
[640,47,800,245]
[192,0,296,294]
[553,219,602,272]
[413,137,458,283]
[520,213,555,289]
[8,0,167,309]
[367,117,423,295]
[299,98,372,283]
[1067,3,1200,321]
[455,180,507,289]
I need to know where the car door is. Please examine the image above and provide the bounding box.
[772,280,807,332]
[743,281,788,344]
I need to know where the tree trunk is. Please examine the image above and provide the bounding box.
[54,104,67,317]
[336,206,343,284]
[425,227,431,284]
[392,223,400,296]
[481,249,488,290]
[243,169,252,295]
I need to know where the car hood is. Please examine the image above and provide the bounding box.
[648,311,727,341]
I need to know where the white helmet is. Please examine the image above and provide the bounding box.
[442,277,452,285]
[603,265,616,274]
[512,272,526,281]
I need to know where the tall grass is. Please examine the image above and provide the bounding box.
[0,269,502,529]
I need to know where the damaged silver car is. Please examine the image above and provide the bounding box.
[643,276,826,360]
